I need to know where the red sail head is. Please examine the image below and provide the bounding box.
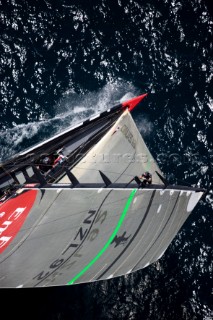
[121,93,148,112]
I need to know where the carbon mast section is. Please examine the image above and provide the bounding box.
[0,101,205,288]
[0,105,123,189]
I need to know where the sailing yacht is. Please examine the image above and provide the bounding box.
[0,94,205,287]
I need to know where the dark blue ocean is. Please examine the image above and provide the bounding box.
[0,0,212,319]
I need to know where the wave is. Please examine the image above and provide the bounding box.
[0,79,139,162]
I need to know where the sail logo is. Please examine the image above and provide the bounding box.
[111,231,131,247]
[32,208,108,286]
[0,190,37,254]
[121,125,136,149]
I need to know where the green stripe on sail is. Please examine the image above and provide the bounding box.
[67,189,137,285]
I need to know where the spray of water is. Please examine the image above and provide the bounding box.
[0,79,139,162]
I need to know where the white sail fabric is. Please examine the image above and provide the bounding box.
[0,104,205,288]
[0,188,204,287]
[60,110,163,185]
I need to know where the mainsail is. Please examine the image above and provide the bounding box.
[0,94,205,288]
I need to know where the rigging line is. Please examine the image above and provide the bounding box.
[132,191,180,272]
[110,191,172,276]
[0,165,14,189]
[67,188,137,285]
[97,190,156,280]
[34,188,115,286]
[176,179,193,187]
[139,192,185,269]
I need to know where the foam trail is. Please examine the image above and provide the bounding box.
[0,80,138,162]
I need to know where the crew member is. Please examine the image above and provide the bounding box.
[139,171,152,185]
[133,171,152,187]
[39,155,54,173]
[53,153,65,166]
